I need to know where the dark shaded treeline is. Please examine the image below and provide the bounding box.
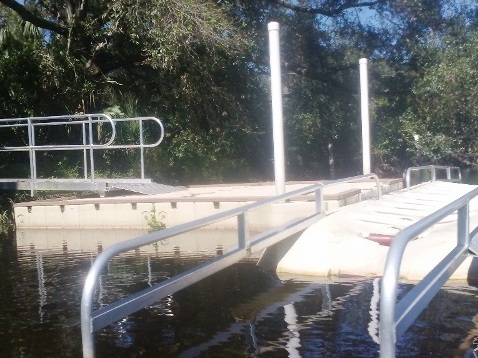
[0,0,478,185]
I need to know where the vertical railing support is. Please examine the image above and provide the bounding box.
[81,270,98,358]
[457,204,470,246]
[88,115,95,182]
[139,118,145,179]
[237,212,249,252]
[27,118,36,196]
[315,186,323,214]
[82,123,88,179]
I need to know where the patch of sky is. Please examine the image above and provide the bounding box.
[442,0,478,19]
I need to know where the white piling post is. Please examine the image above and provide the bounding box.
[359,58,371,175]
[268,22,286,195]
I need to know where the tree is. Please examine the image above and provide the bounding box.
[402,30,478,166]
[0,0,261,182]
[370,1,478,172]
[2,0,478,184]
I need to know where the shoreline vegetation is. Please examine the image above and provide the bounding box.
[2,2,478,233]
[0,1,477,187]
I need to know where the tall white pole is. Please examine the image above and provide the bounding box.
[359,58,371,175]
[268,22,286,195]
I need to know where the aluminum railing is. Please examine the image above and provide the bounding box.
[104,117,164,179]
[81,174,382,358]
[0,114,164,195]
[405,165,461,189]
[380,186,478,357]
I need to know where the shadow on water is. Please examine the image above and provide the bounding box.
[2,229,478,357]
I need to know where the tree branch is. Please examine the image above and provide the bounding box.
[266,0,384,16]
[0,0,67,35]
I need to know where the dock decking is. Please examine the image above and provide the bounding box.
[13,178,402,231]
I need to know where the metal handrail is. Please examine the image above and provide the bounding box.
[405,165,461,189]
[0,114,116,150]
[0,114,165,194]
[379,186,478,357]
[105,117,165,179]
[81,174,382,357]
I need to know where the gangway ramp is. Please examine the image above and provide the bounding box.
[0,114,165,196]
[79,167,477,357]
[80,174,385,357]
[0,178,182,195]
[273,181,478,280]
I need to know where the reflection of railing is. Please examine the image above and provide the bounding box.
[379,186,478,357]
[81,174,382,358]
[0,114,164,195]
[405,165,461,189]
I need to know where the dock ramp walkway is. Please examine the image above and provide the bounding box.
[79,166,478,357]
[78,165,478,357]
[272,180,478,280]
[0,114,175,196]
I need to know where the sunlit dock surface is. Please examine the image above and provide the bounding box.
[13,178,402,231]
[271,181,478,280]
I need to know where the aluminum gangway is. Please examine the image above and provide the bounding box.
[0,114,166,196]
[79,165,478,357]
[80,174,383,358]
[380,165,478,357]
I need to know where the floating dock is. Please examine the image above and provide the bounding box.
[15,177,478,281]
[13,178,402,231]
[266,181,478,281]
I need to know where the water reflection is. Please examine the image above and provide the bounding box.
[16,227,241,255]
[284,303,300,357]
[35,251,46,322]
[368,277,380,344]
[1,229,478,357]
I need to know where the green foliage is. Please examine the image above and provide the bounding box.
[144,206,166,233]
[399,30,478,167]
[0,210,13,234]
[1,0,478,183]
[107,0,249,71]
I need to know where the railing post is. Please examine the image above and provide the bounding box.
[372,174,382,199]
[82,122,88,179]
[139,118,145,179]
[81,269,99,358]
[430,165,436,182]
[27,118,36,196]
[380,249,400,358]
[315,186,323,214]
[405,168,412,189]
[457,203,470,247]
[237,212,249,251]
[88,115,95,181]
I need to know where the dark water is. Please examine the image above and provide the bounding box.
[1,231,478,357]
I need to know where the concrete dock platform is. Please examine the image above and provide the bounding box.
[13,178,478,281]
[13,177,403,231]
